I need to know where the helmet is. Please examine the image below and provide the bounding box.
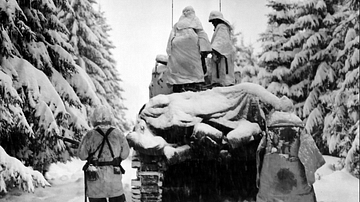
[91,105,114,127]
[208,11,231,27]
[267,111,303,128]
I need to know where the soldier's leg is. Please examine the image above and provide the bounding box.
[108,194,126,202]
[88,198,107,202]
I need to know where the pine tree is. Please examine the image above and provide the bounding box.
[94,9,129,132]
[234,34,260,84]
[59,0,129,131]
[0,0,130,191]
[0,0,88,190]
[288,0,358,160]
[260,0,359,169]
[58,0,102,107]
[326,0,359,176]
[0,0,81,171]
[258,0,304,113]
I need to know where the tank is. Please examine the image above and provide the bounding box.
[148,55,172,99]
[128,56,294,202]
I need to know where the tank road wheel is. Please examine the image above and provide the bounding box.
[131,151,164,202]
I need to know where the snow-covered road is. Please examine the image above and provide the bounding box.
[0,155,358,202]
[0,156,136,202]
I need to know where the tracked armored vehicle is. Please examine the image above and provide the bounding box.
[127,56,294,202]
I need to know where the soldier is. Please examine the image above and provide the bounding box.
[256,111,325,202]
[208,11,235,87]
[165,6,212,92]
[78,105,130,202]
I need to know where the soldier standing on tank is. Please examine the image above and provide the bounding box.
[165,6,212,92]
[208,11,235,87]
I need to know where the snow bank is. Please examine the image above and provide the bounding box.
[45,158,84,185]
[44,154,137,202]
[0,146,50,193]
[314,155,360,202]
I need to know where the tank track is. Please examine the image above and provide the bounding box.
[131,151,164,202]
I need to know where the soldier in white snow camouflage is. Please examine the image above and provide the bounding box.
[78,105,130,202]
[208,11,236,87]
[165,6,212,92]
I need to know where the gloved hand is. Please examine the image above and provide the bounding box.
[88,156,99,166]
[200,51,209,74]
[212,50,222,63]
[200,51,209,58]
[112,157,122,165]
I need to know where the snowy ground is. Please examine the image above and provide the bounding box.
[0,150,137,202]
[313,156,359,202]
[0,153,358,202]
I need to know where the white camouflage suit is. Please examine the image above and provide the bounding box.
[208,11,236,86]
[78,106,130,199]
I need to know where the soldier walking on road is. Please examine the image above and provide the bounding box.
[78,105,130,202]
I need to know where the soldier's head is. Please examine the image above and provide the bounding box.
[91,105,114,127]
[208,11,231,28]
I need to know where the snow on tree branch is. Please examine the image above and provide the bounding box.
[291,49,312,71]
[304,31,327,49]
[259,51,278,63]
[289,79,309,98]
[267,81,290,96]
[305,106,324,134]
[0,69,33,136]
[35,100,61,137]
[344,68,359,88]
[47,30,73,51]
[310,62,335,88]
[0,70,21,102]
[50,68,82,108]
[0,146,50,193]
[66,64,101,106]
[345,123,359,176]
[9,56,67,117]
[82,57,107,78]
[65,103,90,131]
[303,87,320,116]
[79,21,101,47]
[0,0,25,26]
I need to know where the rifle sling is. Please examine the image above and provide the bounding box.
[216,56,229,79]
[225,57,228,74]
[95,127,115,159]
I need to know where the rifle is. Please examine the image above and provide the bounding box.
[55,135,80,147]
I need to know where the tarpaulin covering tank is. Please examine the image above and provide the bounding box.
[127,82,294,162]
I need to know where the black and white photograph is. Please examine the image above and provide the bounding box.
[0,0,359,202]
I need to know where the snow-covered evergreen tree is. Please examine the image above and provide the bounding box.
[59,0,129,131]
[258,0,301,103]
[283,0,342,154]
[234,34,260,84]
[0,146,50,193]
[0,0,79,172]
[94,9,129,132]
[288,0,359,162]
[0,0,130,192]
[325,0,359,176]
[260,0,359,175]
